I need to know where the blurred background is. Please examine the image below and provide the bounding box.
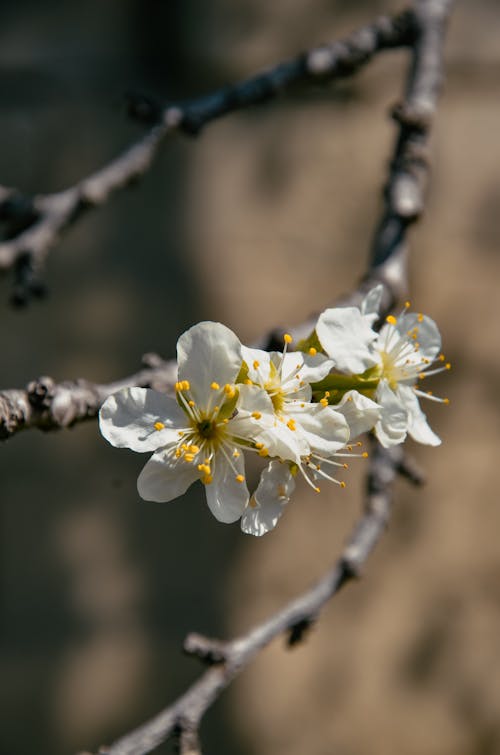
[1,1,499,753]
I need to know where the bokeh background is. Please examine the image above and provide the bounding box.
[1,1,499,753]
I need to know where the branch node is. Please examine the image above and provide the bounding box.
[27,376,56,410]
[287,617,315,647]
[184,633,229,665]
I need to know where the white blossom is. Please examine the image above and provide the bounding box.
[316,287,450,447]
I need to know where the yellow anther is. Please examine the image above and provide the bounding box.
[178,430,184,436]
[386,315,397,325]
[418,313,424,322]
[405,301,411,309]
[181,380,190,391]
[235,474,245,484]
[189,445,200,454]
[445,363,451,370]
[224,384,235,397]
[347,445,353,452]
[308,347,317,356]
[299,381,305,387]
[251,411,262,420]
[362,452,369,458]
[320,398,328,407]
[286,419,296,431]
[427,390,433,396]
[222,418,229,424]
[197,463,210,474]
[154,421,165,431]
[418,373,426,380]
[324,391,330,398]
[300,403,305,407]
[356,441,362,447]
[188,400,195,407]
[255,442,264,449]
[283,333,293,344]
[253,360,260,370]
[175,448,182,458]
[184,453,195,462]
[233,449,240,458]
[244,378,253,385]
[343,463,349,469]
[210,382,220,390]
[347,395,353,402]
[175,381,182,391]
[314,486,321,493]
[340,481,346,489]
[316,464,321,470]
[444,398,450,405]
[439,354,445,361]
[258,447,269,457]
[202,474,213,485]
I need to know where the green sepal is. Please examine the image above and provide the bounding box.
[217,386,240,421]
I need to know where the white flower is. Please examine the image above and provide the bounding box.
[99,321,275,523]
[316,287,450,447]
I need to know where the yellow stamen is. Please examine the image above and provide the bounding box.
[251,411,262,420]
[253,360,260,369]
[417,313,424,322]
[446,363,451,370]
[340,481,346,489]
[386,315,397,325]
[181,380,190,391]
[244,378,253,385]
[210,382,220,390]
[224,384,235,397]
[235,474,245,483]
[188,400,195,407]
[255,442,264,449]
[362,452,369,458]
[405,301,411,309]
[320,398,328,407]
[258,447,269,457]
[308,347,317,356]
[154,421,165,431]
[189,445,200,454]
[283,333,292,344]
[444,398,450,405]
[202,474,213,485]
[314,486,321,493]
[343,463,349,469]
[286,419,296,431]
[233,450,240,458]
[184,453,195,462]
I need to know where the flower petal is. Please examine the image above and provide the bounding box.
[360,285,383,324]
[334,390,381,440]
[241,346,272,384]
[204,452,249,523]
[316,307,378,374]
[241,461,295,536]
[290,402,349,454]
[99,387,186,452]
[396,312,441,363]
[137,451,198,502]
[374,380,408,447]
[397,385,441,446]
[177,321,242,407]
[279,351,333,386]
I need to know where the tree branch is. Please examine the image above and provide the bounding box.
[0,10,416,303]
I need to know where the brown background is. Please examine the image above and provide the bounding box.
[1,1,499,753]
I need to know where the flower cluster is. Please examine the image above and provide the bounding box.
[99,287,449,535]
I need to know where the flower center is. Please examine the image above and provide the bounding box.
[379,350,399,390]
[197,417,218,440]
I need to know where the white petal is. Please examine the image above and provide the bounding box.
[397,385,441,446]
[396,312,441,362]
[99,387,186,452]
[258,421,309,463]
[374,380,408,447]
[137,451,198,502]
[334,390,381,440]
[241,346,271,384]
[316,307,379,374]
[360,285,383,324]
[241,461,295,536]
[279,351,333,386]
[177,321,242,407]
[290,402,349,455]
[204,453,248,523]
